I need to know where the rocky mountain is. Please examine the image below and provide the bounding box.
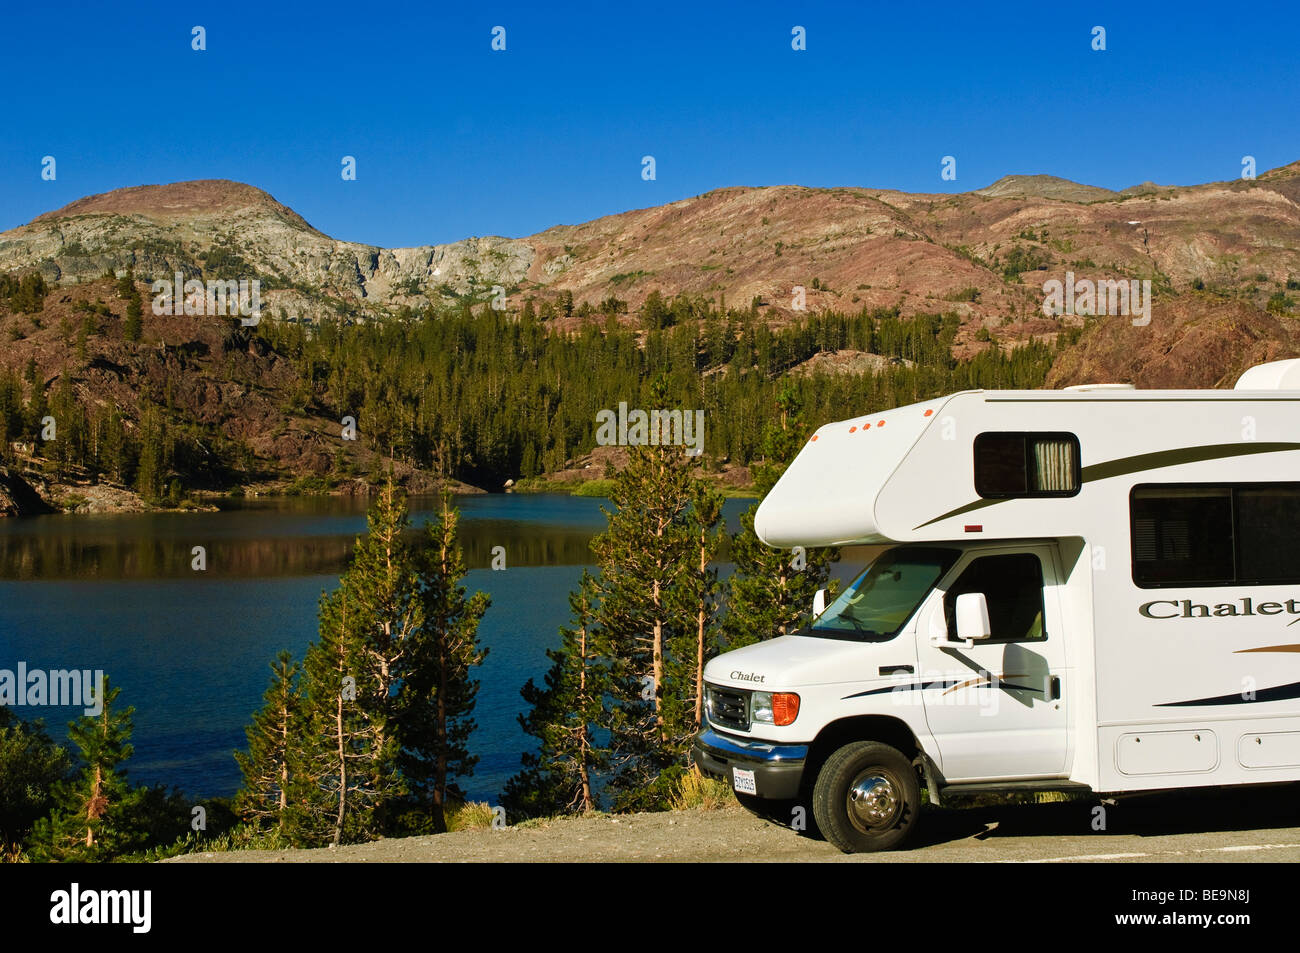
[2,161,1299,382]
[1,180,534,324]
[1046,296,1300,389]
[973,174,1117,203]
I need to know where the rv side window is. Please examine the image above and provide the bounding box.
[1131,488,1233,586]
[1236,487,1300,584]
[943,553,1047,643]
[1132,483,1300,587]
[973,433,1080,499]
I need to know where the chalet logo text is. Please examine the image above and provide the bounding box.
[1139,597,1300,619]
[1042,271,1151,326]
[595,401,704,456]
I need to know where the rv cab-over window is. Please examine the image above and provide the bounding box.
[974,432,1080,498]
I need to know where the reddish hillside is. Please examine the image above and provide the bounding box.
[32,179,319,232]
[2,162,1299,387]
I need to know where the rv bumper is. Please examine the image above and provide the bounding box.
[691,727,808,800]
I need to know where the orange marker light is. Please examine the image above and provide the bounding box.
[772,693,800,726]
[877,420,886,427]
[811,435,818,442]
[924,409,934,417]
[849,426,857,433]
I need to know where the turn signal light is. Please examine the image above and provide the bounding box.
[772,692,800,726]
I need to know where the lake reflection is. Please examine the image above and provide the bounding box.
[0,493,636,580]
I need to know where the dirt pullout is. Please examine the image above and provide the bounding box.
[166,785,1300,863]
[167,803,844,863]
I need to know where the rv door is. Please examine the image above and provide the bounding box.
[913,544,1069,781]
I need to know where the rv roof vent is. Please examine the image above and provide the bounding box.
[1235,358,1300,390]
[1062,383,1136,392]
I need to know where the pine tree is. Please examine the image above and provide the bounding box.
[99,408,127,484]
[502,571,610,818]
[28,679,134,861]
[592,380,698,809]
[135,407,170,501]
[399,492,489,833]
[233,650,300,831]
[123,292,143,342]
[47,373,85,479]
[335,482,423,771]
[0,368,23,452]
[75,316,92,363]
[674,480,725,732]
[723,385,838,650]
[118,266,144,342]
[115,267,135,300]
[287,584,402,847]
[283,484,430,845]
[246,484,490,844]
[24,359,48,446]
[0,708,72,859]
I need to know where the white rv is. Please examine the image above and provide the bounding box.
[692,358,1300,852]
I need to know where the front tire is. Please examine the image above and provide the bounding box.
[812,741,921,853]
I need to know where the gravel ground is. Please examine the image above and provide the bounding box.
[167,787,1300,863]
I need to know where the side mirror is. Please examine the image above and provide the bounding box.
[812,588,827,617]
[954,592,992,646]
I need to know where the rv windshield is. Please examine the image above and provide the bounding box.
[807,547,958,643]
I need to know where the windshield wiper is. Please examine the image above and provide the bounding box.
[832,616,882,639]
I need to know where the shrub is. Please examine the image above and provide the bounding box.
[1000,244,1051,278]
[1266,291,1294,314]
[668,767,733,811]
[446,800,497,831]
[573,479,616,497]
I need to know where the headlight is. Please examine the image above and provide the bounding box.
[750,691,800,726]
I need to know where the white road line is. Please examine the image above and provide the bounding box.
[1013,851,1150,863]
[1208,843,1297,853]
[1008,842,1300,863]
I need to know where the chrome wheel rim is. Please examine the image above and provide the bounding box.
[847,771,900,832]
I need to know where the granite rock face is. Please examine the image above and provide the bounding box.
[0,180,535,320]
[0,466,55,517]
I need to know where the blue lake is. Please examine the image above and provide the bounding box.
[0,493,864,806]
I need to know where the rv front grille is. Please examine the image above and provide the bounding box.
[707,685,750,732]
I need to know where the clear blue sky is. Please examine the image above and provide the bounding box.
[2,1,1296,247]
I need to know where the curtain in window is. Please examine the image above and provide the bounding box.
[1033,439,1076,492]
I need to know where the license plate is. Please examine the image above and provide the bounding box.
[732,767,757,794]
